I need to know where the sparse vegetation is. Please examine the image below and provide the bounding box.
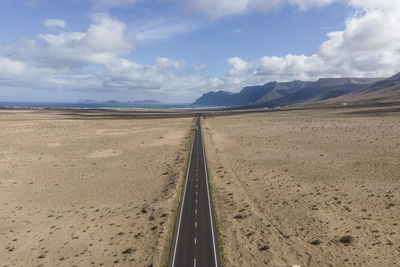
[310,239,321,245]
[339,235,353,245]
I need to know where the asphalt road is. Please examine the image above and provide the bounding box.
[168,115,220,267]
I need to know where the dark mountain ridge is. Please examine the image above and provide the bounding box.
[193,73,400,107]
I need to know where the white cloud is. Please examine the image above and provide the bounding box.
[0,14,207,101]
[213,0,400,92]
[184,0,335,19]
[0,55,102,90]
[230,28,243,34]
[100,57,210,100]
[0,57,27,76]
[227,57,248,76]
[44,19,67,28]
[0,51,207,100]
[9,14,133,68]
[133,19,200,43]
[90,0,141,9]
[1,1,400,102]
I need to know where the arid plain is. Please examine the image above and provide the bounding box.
[0,110,193,266]
[203,106,400,266]
[1,105,399,267]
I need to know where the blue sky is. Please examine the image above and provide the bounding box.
[0,0,399,103]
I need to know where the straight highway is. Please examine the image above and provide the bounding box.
[168,115,220,267]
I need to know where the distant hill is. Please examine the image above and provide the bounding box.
[127,99,163,105]
[321,73,400,105]
[79,99,163,105]
[193,73,400,107]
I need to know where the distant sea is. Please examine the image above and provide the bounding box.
[0,102,213,109]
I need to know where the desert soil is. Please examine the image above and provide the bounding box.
[0,110,193,266]
[203,107,400,266]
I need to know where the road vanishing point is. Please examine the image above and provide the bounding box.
[168,115,221,267]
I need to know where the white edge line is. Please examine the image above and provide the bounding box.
[171,118,196,267]
[200,117,219,267]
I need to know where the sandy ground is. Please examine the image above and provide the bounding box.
[203,108,400,266]
[0,110,193,267]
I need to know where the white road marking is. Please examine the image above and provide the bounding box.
[194,237,197,245]
[200,119,219,267]
[195,199,197,204]
[171,118,219,267]
[170,125,195,267]
[195,221,197,228]
[195,209,197,214]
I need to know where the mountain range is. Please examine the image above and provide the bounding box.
[193,72,400,108]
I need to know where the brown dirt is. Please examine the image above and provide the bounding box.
[0,110,193,266]
[203,108,400,267]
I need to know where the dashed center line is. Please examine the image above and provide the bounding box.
[169,116,219,267]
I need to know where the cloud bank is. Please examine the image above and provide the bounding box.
[0,14,207,101]
[44,19,67,28]
[214,0,400,91]
[0,0,400,101]
[184,0,335,19]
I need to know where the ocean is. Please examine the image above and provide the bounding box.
[0,102,208,109]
